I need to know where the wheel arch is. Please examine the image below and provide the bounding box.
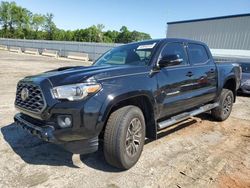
[223,76,237,102]
[99,92,157,140]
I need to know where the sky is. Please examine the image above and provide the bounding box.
[6,0,250,38]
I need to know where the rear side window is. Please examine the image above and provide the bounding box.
[188,44,209,65]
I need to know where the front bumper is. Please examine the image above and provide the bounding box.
[14,113,59,143]
[14,113,99,154]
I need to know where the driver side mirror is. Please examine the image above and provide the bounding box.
[158,54,183,68]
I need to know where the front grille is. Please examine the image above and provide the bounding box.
[15,82,45,113]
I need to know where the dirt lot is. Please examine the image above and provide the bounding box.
[0,50,249,188]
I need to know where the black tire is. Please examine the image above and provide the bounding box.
[211,89,234,121]
[104,105,145,170]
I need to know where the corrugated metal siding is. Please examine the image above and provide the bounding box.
[0,38,121,60]
[167,16,250,50]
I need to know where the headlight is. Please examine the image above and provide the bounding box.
[51,83,101,101]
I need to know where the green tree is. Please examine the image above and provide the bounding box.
[0,1,32,38]
[104,30,119,43]
[31,13,45,39]
[0,1,152,42]
[44,13,56,40]
[96,24,105,42]
[130,30,151,42]
[0,1,10,37]
[73,25,105,42]
[116,26,132,43]
[13,7,32,38]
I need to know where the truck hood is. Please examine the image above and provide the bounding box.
[23,65,151,87]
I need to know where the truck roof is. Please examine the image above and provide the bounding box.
[130,38,207,46]
[163,38,207,45]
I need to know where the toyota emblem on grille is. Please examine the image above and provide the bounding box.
[21,88,29,101]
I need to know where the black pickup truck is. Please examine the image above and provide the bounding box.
[14,38,241,169]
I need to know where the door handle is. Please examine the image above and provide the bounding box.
[186,71,193,77]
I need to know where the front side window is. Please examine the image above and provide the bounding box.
[188,44,209,65]
[94,41,159,66]
[160,43,187,66]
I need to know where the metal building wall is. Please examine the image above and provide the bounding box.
[167,15,250,50]
[0,38,121,60]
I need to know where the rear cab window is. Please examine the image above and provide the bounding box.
[187,43,210,65]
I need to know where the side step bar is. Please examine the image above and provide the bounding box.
[157,102,219,130]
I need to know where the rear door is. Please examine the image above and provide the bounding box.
[186,43,217,106]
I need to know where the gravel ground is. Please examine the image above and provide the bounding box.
[0,51,249,188]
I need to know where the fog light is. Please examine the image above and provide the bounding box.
[57,115,72,128]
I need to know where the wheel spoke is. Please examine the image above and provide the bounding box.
[223,95,232,115]
[131,142,137,154]
[126,144,132,153]
[134,124,141,134]
[125,117,142,157]
[131,119,139,131]
[126,129,131,139]
[133,134,141,145]
[127,126,132,136]
[126,135,130,143]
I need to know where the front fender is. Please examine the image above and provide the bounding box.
[93,68,158,136]
[97,89,156,126]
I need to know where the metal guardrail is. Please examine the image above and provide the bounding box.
[0,38,122,61]
[67,52,89,61]
[0,45,8,50]
[211,49,250,59]
[211,49,250,64]
[2,38,249,63]
[9,46,21,53]
[213,56,250,64]
[24,48,39,55]
[42,49,59,58]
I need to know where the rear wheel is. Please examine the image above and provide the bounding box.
[211,89,234,121]
[104,105,145,169]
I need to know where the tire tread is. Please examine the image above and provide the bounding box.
[104,105,145,169]
[211,89,233,121]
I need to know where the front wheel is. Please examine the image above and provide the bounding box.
[104,105,145,170]
[211,89,234,121]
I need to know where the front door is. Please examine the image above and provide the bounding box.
[156,42,195,119]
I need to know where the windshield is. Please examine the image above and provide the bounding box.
[94,41,159,66]
[240,63,250,73]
